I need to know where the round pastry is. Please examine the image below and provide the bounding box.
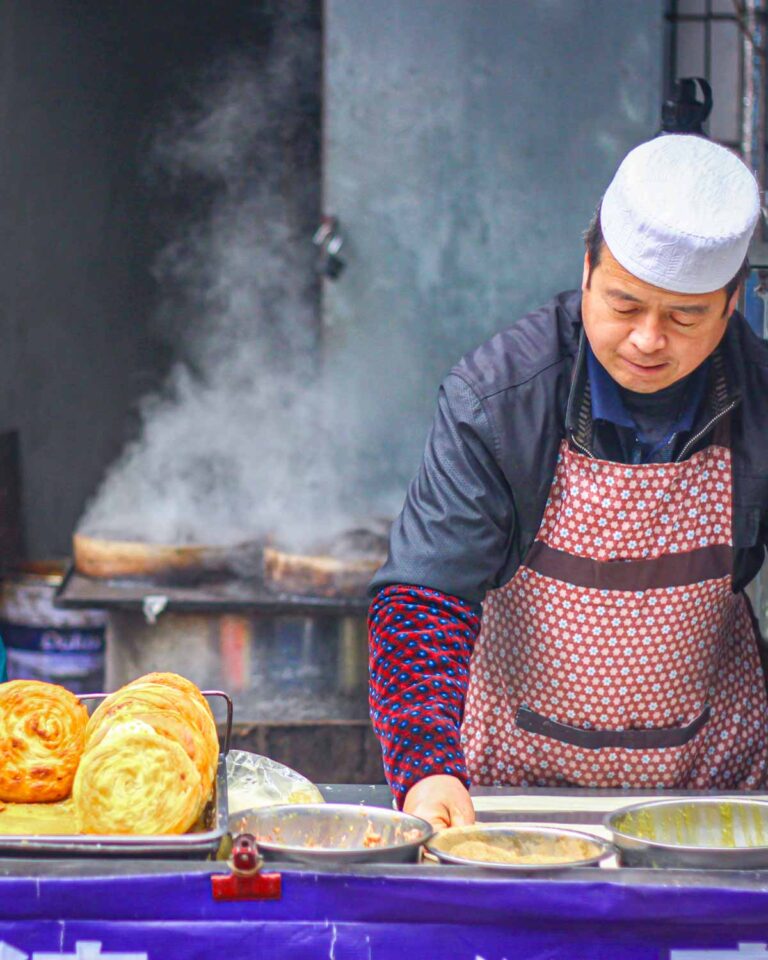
[86,706,214,809]
[126,678,218,762]
[127,672,215,722]
[0,680,88,802]
[73,720,203,835]
[87,681,218,771]
[263,545,382,597]
[85,675,218,807]
[263,521,389,598]
[73,533,225,580]
[72,532,261,582]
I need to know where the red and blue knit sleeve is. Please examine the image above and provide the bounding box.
[368,584,481,807]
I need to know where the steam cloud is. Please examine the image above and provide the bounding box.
[79,16,401,552]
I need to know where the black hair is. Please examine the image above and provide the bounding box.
[583,202,750,302]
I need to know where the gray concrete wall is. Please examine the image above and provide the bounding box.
[0,1,320,558]
[323,0,665,499]
[0,2,162,557]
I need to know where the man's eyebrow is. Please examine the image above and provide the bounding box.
[667,303,709,315]
[605,288,709,315]
[605,289,642,303]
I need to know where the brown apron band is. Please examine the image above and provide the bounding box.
[515,703,711,750]
[525,540,732,590]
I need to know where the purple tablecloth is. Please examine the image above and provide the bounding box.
[2,867,768,958]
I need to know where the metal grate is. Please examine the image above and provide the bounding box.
[54,564,369,616]
[665,0,758,150]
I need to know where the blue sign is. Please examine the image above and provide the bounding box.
[669,946,768,959]
[0,943,145,960]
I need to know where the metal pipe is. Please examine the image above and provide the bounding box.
[704,0,713,103]
[739,1,765,169]
[738,0,766,237]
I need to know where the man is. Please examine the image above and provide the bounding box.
[368,134,768,830]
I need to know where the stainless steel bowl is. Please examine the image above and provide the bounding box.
[426,824,613,872]
[231,803,433,864]
[605,796,768,869]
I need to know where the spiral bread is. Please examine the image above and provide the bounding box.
[0,672,219,836]
[73,719,203,835]
[75,672,219,835]
[83,675,218,825]
[0,680,88,802]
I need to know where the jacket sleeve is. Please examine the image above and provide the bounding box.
[368,584,480,806]
[370,372,517,606]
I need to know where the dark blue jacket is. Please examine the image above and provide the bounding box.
[372,290,768,607]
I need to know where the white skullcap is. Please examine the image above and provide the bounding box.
[600,135,761,294]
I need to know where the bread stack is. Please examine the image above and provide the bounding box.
[0,673,219,835]
[74,672,219,834]
[0,680,88,802]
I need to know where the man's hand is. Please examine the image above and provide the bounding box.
[403,774,475,830]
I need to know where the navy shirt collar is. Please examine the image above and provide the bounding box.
[586,340,707,440]
[586,342,634,429]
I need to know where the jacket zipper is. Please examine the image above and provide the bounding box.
[570,433,595,459]
[674,399,738,463]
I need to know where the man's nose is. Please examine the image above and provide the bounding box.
[628,313,666,354]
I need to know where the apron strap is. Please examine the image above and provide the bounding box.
[516,703,711,750]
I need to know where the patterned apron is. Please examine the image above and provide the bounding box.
[462,429,768,789]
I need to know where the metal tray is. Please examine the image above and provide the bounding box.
[0,690,232,859]
[605,796,768,869]
[426,824,613,872]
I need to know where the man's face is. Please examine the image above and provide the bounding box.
[581,244,737,393]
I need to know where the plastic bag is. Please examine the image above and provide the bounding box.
[225,750,324,814]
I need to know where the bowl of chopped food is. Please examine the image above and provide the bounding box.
[232,803,433,864]
[426,824,613,871]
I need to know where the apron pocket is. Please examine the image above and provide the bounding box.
[515,703,711,750]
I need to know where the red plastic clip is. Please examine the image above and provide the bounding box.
[212,834,282,901]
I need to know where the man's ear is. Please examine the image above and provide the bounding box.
[582,251,591,292]
[725,286,740,319]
